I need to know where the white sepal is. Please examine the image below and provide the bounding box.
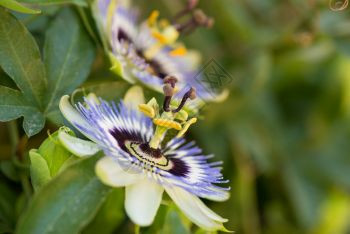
[95,156,143,187]
[58,128,100,157]
[165,186,229,231]
[125,178,164,226]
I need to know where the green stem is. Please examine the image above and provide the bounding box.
[7,120,19,154]
[20,173,32,199]
[134,224,140,234]
[149,126,167,149]
[7,120,32,198]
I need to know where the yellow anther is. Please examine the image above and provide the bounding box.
[177,117,197,138]
[150,26,179,45]
[151,31,168,44]
[153,118,182,130]
[169,46,187,56]
[147,10,159,26]
[175,109,188,122]
[138,104,155,118]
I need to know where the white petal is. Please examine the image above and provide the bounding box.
[95,156,143,187]
[195,198,228,223]
[125,179,164,226]
[59,95,89,128]
[58,129,100,157]
[200,189,230,202]
[123,86,145,109]
[165,186,228,231]
[59,95,90,132]
[59,95,101,143]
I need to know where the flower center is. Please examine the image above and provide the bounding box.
[125,141,173,171]
[117,28,133,44]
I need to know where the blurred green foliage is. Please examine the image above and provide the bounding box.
[0,0,350,233]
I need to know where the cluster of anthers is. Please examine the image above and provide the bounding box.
[138,75,198,149]
[145,1,214,59]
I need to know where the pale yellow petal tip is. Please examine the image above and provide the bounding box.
[86,93,100,105]
[59,95,70,109]
[59,95,73,118]
[186,50,202,68]
[219,225,234,233]
[95,159,111,186]
[139,104,155,118]
[222,192,231,202]
[124,86,145,108]
[213,89,230,103]
[153,118,182,130]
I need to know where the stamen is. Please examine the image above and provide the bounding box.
[172,87,196,113]
[144,26,179,59]
[177,117,197,138]
[153,119,182,130]
[169,46,187,56]
[138,104,155,118]
[147,10,160,26]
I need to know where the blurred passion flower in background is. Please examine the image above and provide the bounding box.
[58,85,230,231]
[92,0,228,111]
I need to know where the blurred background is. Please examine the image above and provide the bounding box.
[1,0,350,233]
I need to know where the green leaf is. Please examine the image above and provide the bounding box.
[161,206,190,234]
[36,131,72,177]
[29,128,79,191]
[82,188,125,234]
[0,7,47,109]
[143,205,168,234]
[0,160,20,182]
[0,86,45,136]
[16,155,111,234]
[0,0,41,14]
[0,180,17,230]
[29,149,51,191]
[0,7,96,136]
[19,0,87,6]
[81,81,131,100]
[43,8,95,115]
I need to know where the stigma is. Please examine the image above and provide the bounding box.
[138,75,198,149]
